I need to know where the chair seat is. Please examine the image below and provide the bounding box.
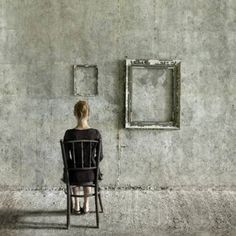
[71,181,95,187]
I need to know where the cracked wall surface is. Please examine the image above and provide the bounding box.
[0,0,236,234]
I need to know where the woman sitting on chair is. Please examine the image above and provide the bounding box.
[63,100,104,214]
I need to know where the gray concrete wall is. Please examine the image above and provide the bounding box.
[0,0,236,234]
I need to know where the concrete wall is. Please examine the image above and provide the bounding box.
[0,0,236,234]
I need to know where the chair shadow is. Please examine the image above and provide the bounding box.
[0,208,97,230]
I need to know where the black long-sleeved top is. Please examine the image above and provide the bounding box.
[63,128,104,184]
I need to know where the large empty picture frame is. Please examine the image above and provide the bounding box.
[74,64,98,96]
[125,59,181,129]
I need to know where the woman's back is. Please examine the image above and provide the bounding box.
[64,128,101,143]
[64,128,103,161]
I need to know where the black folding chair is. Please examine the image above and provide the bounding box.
[60,139,103,229]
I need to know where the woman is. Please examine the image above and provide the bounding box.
[63,100,104,214]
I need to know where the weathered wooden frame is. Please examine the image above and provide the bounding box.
[125,59,181,129]
[73,64,98,96]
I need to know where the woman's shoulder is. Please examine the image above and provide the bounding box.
[80,128,102,138]
[65,128,101,135]
[88,128,102,138]
[66,128,101,134]
[64,128,74,134]
[94,129,102,139]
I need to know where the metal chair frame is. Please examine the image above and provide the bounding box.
[60,139,103,229]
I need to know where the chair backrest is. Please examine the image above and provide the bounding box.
[60,139,102,184]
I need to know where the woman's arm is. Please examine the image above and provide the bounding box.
[96,130,104,162]
[63,130,72,165]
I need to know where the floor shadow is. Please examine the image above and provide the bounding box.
[0,208,97,230]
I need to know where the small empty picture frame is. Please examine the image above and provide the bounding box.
[125,59,181,129]
[73,64,98,96]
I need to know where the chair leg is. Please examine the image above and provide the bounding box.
[98,192,103,213]
[66,185,71,229]
[70,188,73,214]
[95,187,99,228]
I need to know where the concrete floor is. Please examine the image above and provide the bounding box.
[0,189,236,236]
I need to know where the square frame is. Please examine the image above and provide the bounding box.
[73,64,98,96]
[125,59,181,129]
